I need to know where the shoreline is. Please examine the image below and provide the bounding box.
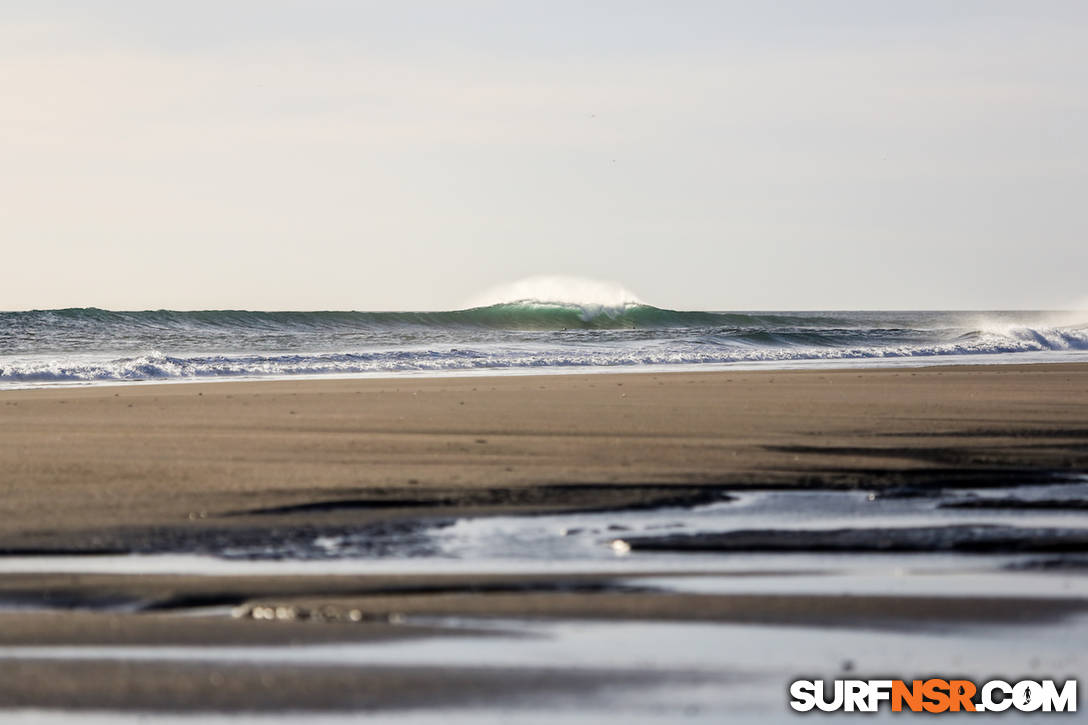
[4,353,1088,393]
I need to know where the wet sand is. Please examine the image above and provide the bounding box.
[2,363,1087,550]
[0,659,666,713]
[1,569,1085,711]
[1,363,1087,713]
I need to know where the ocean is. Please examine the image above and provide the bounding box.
[2,302,1086,389]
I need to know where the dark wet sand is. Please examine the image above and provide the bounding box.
[235,591,1088,630]
[2,573,1085,711]
[1,364,1087,711]
[0,582,1084,710]
[0,659,678,712]
[2,572,1082,643]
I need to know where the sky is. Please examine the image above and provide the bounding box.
[2,1,1086,311]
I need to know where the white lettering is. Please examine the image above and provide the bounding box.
[815,680,844,712]
[867,680,893,711]
[1041,680,1077,712]
[845,680,868,712]
[789,680,817,712]
[981,680,1012,712]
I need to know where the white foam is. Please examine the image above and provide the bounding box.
[466,276,644,311]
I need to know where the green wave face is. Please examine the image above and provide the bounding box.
[11,304,743,331]
[8,306,1083,335]
[447,302,729,330]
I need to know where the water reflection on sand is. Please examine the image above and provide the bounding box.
[0,482,1086,722]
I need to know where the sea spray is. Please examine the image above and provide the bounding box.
[466,275,644,320]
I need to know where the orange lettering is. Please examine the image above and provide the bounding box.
[892,680,924,712]
[922,678,951,713]
[948,680,976,712]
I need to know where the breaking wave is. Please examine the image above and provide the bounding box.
[1,323,1085,385]
[0,303,744,332]
[2,277,1086,387]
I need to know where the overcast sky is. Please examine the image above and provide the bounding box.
[3,1,1086,311]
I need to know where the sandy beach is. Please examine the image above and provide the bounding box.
[1,363,1087,713]
[2,363,1087,548]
